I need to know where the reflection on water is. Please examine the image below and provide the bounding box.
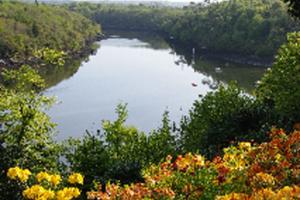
[192,58,266,92]
[39,52,91,89]
[169,41,267,92]
[44,31,266,140]
[104,30,170,50]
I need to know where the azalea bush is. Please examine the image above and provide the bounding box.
[7,167,84,200]
[87,129,300,199]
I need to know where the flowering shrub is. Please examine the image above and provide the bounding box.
[88,129,300,199]
[7,169,84,200]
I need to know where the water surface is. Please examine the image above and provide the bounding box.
[45,31,266,140]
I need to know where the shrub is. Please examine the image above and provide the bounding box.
[87,129,300,199]
[7,167,83,200]
[64,133,110,192]
[63,104,176,192]
[179,83,269,158]
[257,32,300,124]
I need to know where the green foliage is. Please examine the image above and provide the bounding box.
[256,32,300,122]
[33,48,66,66]
[70,0,299,57]
[147,111,176,164]
[64,104,176,192]
[64,133,110,193]
[102,104,148,164]
[0,66,61,198]
[179,83,269,158]
[2,65,45,92]
[0,1,100,62]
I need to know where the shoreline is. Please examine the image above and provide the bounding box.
[0,33,104,71]
[166,38,274,67]
[101,27,274,67]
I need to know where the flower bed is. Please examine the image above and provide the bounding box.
[87,129,300,199]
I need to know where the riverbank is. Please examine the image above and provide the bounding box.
[166,38,274,67]
[0,1,101,70]
[0,33,104,70]
[101,28,273,67]
[207,53,273,67]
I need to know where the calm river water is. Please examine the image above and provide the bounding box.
[44,31,266,140]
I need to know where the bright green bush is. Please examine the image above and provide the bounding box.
[257,32,300,123]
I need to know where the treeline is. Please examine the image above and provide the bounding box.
[68,0,299,57]
[0,1,100,66]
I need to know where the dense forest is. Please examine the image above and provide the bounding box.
[68,0,299,58]
[0,1,100,67]
[1,0,300,199]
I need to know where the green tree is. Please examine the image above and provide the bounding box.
[64,104,176,193]
[0,1,100,65]
[256,32,300,123]
[70,0,297,58]
[180,83,269,158]
[0,66,61,198]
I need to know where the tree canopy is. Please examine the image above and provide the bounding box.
[0,1,100,66]
[69,0,299,58]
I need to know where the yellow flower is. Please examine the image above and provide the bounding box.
[23,185,55,200]
[7,167,31,182]
[68,173,84,185]
[252,188,276,199]
[50,174,61,186]
[43,190,55,199]
[19,169,32,182]
[216,193,249,200]
[275,153,282,163]
[239,142,251,151]
[7,167,21,180]
[193,155,205,167]
[36,172,51,183]
[56,187,81,200]
[251,172,277,189]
